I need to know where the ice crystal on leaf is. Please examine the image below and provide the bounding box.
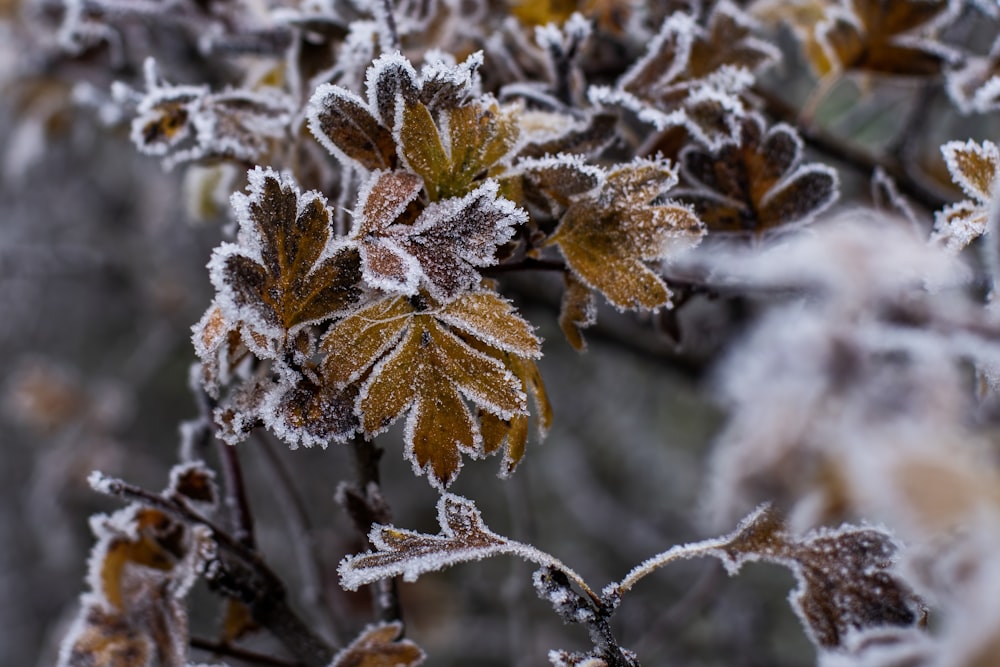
[707,505,926,650]
[352,170,526,299]
[209,167,362,347]
[123,59,293,170]
[330,621,425,667]
[499,154,604,220]
[340,493,556,589]
[589,2,779,148]
[307,50,501,181]
[58,465,216,667]
[933,140,1000,252]
[547,159,704,311]
[947,36,1000,114]
[397,93,520,201]
[786,0,959,77]
[558,272,598,351]
[321,291,543,488]
[676,113,839,235]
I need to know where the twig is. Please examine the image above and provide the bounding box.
[348,437,403,624]
[91,474,336,667]
[217,437,257,549]
[754,85,949,212]
[376,0,400,51]
[190,636,303,667]
[484,257,568,275]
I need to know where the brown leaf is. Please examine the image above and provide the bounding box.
[677,113,838,234]
[330,621,424,667]
[263,370,360,447]
[59,465,214,667]
[353,171,526,299]
[714,505,927,649]
[339,494,511,589]
[308,84,397,170]
[323,291,538,488]
[547,159,704,310]
[559,272,597,351]
[211,167,361,344]
[792,0,958,77]
[399,97,519,201]
[932,140,999,251]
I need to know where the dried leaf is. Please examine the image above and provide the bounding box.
[308,84,397,170]
[591,3,778,148]
[398,97,519,201]
[353,172,526,299]
[210,167,361,345]
[712,505,927,650]
[932,140,999,252]
[793,0,958,77]
[547,159,704,311]
[129,59,292,170]
[261,369,360,448]
[330,621,424,667]
[59,465,215,667]
[559,272,597,351]
[677,113,839,234]
[501,154,604,218]
[323,291,540,488]
[339,494,512,589]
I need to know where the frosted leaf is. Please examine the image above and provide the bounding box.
[365,52,420,129]
[946,38,1000,114]
[338,494,511,589]
[329,621,424,667]
[514,111,617,160]
[209,166,361,345]
[592,2,778,148]
[127,59,293,170]
[259,363,359,448]
[501,154,604,217]
[323,291,539,487]
[307,83,397,170]
[403,182,525,299]
[434,290,542,359]
[558,272,597,351]
[59,465,216,667]
[417,51,483,110]
[931,140,999,252]
[353,172,526,299]
[547,158,705,311]
[676,112,839,234]
[707,506,926,649]
[794,0,959,77]
[190,301,255,397]
[397,94,520,201]
[352,170,425,294]
[617,505,926,652]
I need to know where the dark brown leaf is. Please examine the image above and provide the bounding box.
[211,167,361,345]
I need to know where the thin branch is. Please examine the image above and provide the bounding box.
[216,437,257,549]
[484,257,568,275]
[755,85,950,212]
[190,637,303,667]
[348,437,403,624]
